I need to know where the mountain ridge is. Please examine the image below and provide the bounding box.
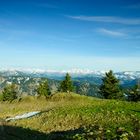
[0,68,140,79]
[0,69,139,97]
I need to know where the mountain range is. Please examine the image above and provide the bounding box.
[0,69,139,97]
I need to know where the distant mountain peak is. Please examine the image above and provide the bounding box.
[0,68,140,80]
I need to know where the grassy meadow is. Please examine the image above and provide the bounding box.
[0,93,140,139]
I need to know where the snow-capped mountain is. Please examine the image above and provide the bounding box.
[0,68,105,76]
[0,68,140,80]
[0,68,139,97]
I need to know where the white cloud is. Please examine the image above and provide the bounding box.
[67,16,140,25]
[97,28,126,37]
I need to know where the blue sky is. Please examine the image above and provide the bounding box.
[0,0,140,71]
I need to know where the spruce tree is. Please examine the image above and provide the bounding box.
[2,84,18,101]
[60,73,74,93]
[37,80,51,98]
[100,70,123,99]
[129,84,140,102]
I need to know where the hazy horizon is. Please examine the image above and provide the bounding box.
[0,67,140,73]
[0,0,140,71]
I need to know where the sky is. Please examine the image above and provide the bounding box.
[0,0,140,71]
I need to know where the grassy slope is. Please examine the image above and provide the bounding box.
[0,93,140,139]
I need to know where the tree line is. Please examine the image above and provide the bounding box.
[0,71,139,102]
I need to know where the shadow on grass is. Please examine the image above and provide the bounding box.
[1,124,140,140]
[0,125,83,140]
[131,110,140,113]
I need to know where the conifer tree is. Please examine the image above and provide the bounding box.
[129,84,140,102]
[60,73,74,93]
[2,84,18,101]
[100,70,123,99]
[37,80,51,98]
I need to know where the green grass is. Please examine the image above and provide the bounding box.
[0,93,140,139]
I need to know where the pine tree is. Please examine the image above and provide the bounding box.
[2,84,18,101]
[37,80,51,98]
[129,84,140,102]
[100,70,123,99]
[60,73,74,93]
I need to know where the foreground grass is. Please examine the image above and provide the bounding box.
[0,93,140,139]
